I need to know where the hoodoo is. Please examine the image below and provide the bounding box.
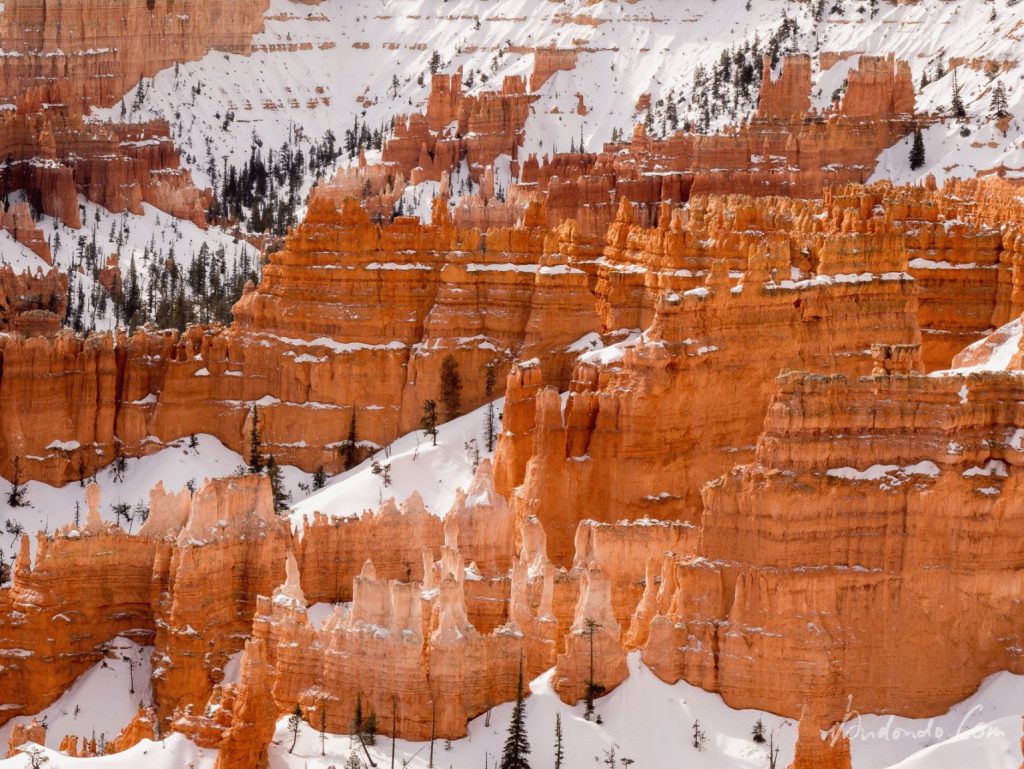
[3,2,1024,769]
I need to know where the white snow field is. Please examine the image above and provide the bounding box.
[0,433,310,567]
[290,396,504,530]
[98,0,1024,199]
[0,638,153,754]
[2,652,1024,768]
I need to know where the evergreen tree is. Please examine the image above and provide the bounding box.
[342,411,360,470]
[421,399,439,446]
[439,354,462,421]
[248,405,262,472]
[692,720,706,751]
[752,717,766,744]
[319,699,328,757]
[287,704,303,753]
[484,362,498,452]
[265,455,289,513]
[499,658,531,769]
[951,71,967,119]
[582,617,606,721]
[312,466,327,490]
[6,456,27,508]
[992,81,1010,119]
[553,714,564,769]
[909,126,926,171]
[353,692,363,738]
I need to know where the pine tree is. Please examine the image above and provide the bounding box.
[484,362,498,452]
[248,405,262,472]
[343,411,359,470]
[312,466,327,490]
[992,81,1010,118]
[692,720,706,751]
[6,456,27,507]
[951,71,967,119]
[752,717,766,744]
[421,399,439,446]
[288,704,303,753]
[553,714,564,769]
[439,354,463,421]
[353,692,364,738]
[582,617,606,721]
[909,126,926,171]
[499,658,531,769]
[265,455,289,512]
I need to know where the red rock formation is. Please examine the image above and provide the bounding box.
[5,719,45,757]
[296,493,444,603]
[639,362,1024,723]
[0,474,284,733]
[248,546,524,742]
[530,47,578,93]
[0,0,268,113]
[213,638,279,769]
[0,265,67,336]
[0,201,50,262]
[499,194,923,565]
[384,71,535,184]
[0,110,211,229]
[0,490,159,725]
[152,474,289,719]
[757,54,811,119]
[789,709,852,769]
[106,707,157,753]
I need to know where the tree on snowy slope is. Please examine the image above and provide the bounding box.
[909,126,926,170]
[421,399,439,446]
[265,455,289,513]
[992,81,1010,119]
[951,71,967,120]
[500,658,531,769]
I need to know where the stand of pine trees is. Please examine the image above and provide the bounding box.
[63,217,259,334]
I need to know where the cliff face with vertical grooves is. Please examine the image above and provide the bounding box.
[8,177,1024,488]
[0,0,268,113]
[0,0,268,233]
[637,361,1024,726]
[0,475,284,731]
[9,3,1024,767]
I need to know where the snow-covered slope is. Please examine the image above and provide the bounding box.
[0,195,259,332]
[3,653,1023,768]
[290,396,504,529]
[98,0,1024,198]
[0,434,310,568]
[3,1,1022,323]
[266,652,1024,769]
[0,638,152,753]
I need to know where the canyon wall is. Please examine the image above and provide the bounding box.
[638,356,1024,726]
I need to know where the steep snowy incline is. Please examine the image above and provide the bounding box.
[0,434,310,568]
[0,638,152,752]
[266,653,1024,769]
[290,396,505,529]
[94,0,1024,201]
